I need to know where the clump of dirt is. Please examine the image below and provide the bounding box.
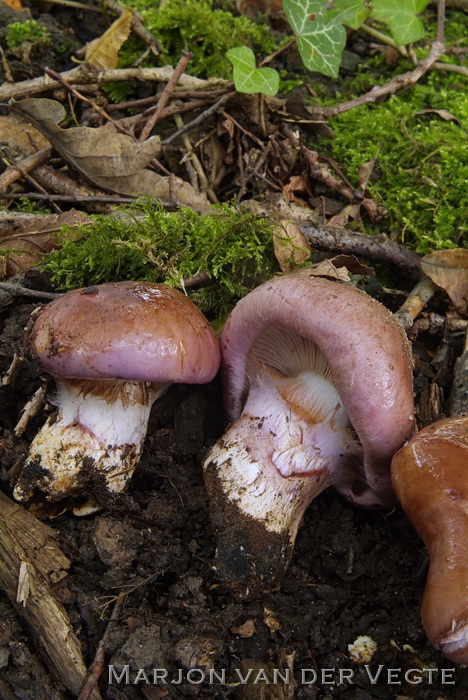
[0,288,467,700]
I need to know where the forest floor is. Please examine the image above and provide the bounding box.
[0,0,467,698]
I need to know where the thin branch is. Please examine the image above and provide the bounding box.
[0,64,228,102]
[0,282,62,300]
[1,192,138,204]
[162,93,233,145]
[77,592,126,700]
[44,69,130,135]
[319,37,446,119]
[394,275,439,330]
[139,51,194,142]
[0,147,52,195]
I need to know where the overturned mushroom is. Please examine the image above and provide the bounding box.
[391,415,468,664]
[203,271,414,592]
[14,281,220,504]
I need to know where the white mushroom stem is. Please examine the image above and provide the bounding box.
[14,379,168,502]
[203,329,363,589]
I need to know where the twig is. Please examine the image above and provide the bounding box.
[259,38,296,67]
[34,0,103,11]
[120,97,220,132]
[0,282,62,300]
[393,275,439,330]
[1,153,62,214]
[296,220,422,277]
[139,51,194,142]
[432,62,468,76]
[174,114,219,203]
[219,109,265,148]
[107,88,229,111]
[303,148,387,220]
[77,592,126,700]
[1,353,25,387]
[411,313,468,335]
[318,14,446,120]
[43,69,130,135]
[0,147,52,195]
[14,385,47,437]
[0,64,227,102]
[1,192,138,204]
[162,93,233,145]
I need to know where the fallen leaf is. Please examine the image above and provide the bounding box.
[3,0,23,9]
[230,619,256,638]
[306,259,351,282]
[273,220,310,272]
[421,249,468,315]
[9,98,210,211]
[10,98,161,178]
[263,606,281,633]
[416,109,461,124]
[85,8,133,70]
[0,115,50,154]
[0,209,90,278]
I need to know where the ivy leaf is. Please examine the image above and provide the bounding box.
[227,47,280,96]
[283,0,367,78]
[327,0,372,31]
[370,0,430,45]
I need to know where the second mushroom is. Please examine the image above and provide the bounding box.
[203,271,414,592]
[14,281,220,506]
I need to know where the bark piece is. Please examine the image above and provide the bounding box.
[0,491,102,699]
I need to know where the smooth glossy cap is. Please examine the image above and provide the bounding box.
[29,281,220,383]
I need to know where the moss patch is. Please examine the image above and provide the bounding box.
[42,201,278,318]
[120,0,277,79]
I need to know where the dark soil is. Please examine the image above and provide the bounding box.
[0,282,467,700]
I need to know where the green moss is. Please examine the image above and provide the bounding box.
[313,13,467,255]
[120,0,277,78]
[6,20,51,52]
[11,197,52,215]
[42,201,278,317]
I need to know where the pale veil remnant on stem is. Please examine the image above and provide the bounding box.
[203,271,414,593]
[14,281,220,508]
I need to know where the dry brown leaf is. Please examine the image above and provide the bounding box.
[85,8,133,70]
[9,98,210,211]
[0,115,50,154]
[10,98,161,179]
[0,209,90,278]
[263,606,281,633]
[2,0,23,9]
[421,249,468,315]
[230,619,256,638]
[416,109,461,124]
[273,220,310,272]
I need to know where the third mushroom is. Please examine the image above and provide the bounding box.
[203,270,415,593]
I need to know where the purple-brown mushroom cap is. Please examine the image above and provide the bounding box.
[29,281,220,384]
[220,271,414,506]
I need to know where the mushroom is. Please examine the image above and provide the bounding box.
[203,271,414,591]
[391,415,468,664]
[14,281,220,504]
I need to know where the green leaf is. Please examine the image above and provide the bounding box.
[327,0,372,31]
[227,46,280,96]
[370,0,430,45]
[283,0,370,78]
